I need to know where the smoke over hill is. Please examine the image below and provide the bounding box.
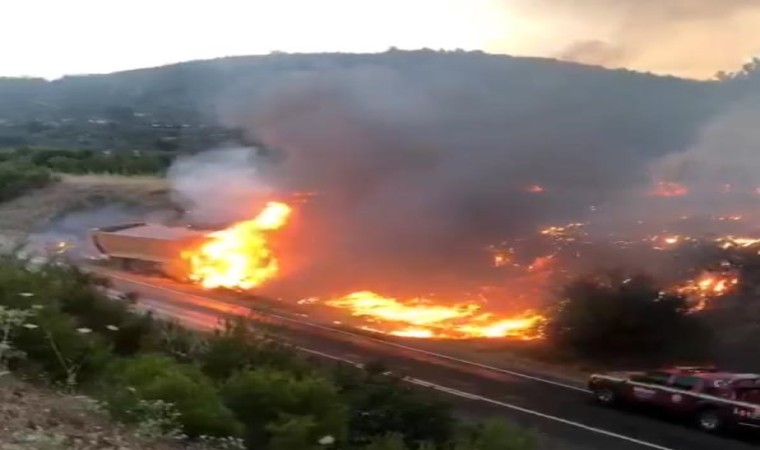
[511,0,760,78]
[165,55,756,303]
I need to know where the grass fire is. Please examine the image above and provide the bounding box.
[87,190,760,344]
[325,291,545,339]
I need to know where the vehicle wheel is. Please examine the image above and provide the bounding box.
[696,409,723,433]
[592,387,617,406]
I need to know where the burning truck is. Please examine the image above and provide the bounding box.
[89,201,293,289]
[89,222,207,279]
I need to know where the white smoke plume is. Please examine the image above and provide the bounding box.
[166,147,273,226]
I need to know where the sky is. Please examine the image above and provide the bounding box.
[2,0,760,80]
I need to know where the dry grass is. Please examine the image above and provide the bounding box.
[0,174,173,246]
[59,174,169,189]
[0,376,181,450]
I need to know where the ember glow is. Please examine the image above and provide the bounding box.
[182,201,292,289]
[675,272,739,312]
[651,181,688,197]
[326,290,545,339]
[716,236,760,249]
[526,184,546,193]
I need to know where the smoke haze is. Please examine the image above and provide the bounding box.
[507,0,760,78]
[169,61,740,301]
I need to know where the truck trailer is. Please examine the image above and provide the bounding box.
[90,223,208,278]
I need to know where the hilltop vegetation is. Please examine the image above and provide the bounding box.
[1,50,756,154]
[0,147,174,213]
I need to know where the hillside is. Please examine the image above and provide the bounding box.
[0,50,741,154]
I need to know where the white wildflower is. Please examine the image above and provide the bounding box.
[76,328,92,334]
[22,323,38,329]
[318,435,336,445]
[106,325,119,331]
[19,292,34,297]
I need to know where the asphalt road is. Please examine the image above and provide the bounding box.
[99,269,759,450]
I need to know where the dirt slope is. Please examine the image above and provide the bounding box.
[0,175,172,249]
[0,376,184,450]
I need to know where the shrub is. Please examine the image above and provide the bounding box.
[221,368,347,448]
[201,319,313,380]
[452,420,537,450]
[266,415,321,450]
[363,433,409,450]
[334,365,455,448]
[14,310,114,384]
[545,273,711,362]
[0,161,54,202]
[104,354,242,438]
[142,320,209,361]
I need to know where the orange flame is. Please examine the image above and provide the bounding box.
[182,201,292,290]
[327,291,544,339]
[651,181,688,197]
[674,272,739,312]
[716,236,760,249]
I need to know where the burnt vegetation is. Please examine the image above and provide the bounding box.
[546,274,712,365]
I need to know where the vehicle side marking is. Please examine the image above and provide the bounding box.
[591,375,760,409]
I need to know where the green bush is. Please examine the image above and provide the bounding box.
[222,368,347,448]
[201,319,313,380]
[0,262,155,358]
[0,161,54,202]
[363,434,410,450]
[452,420,537,450]
[9,147,174,175]
[104,354,242,438]
[335,365,454,448]
[266,416,322,450]
[14,309,114,384]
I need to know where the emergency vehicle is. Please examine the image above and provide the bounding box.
[588,366,760,433]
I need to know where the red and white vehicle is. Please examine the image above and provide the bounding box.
[588,366,760,433]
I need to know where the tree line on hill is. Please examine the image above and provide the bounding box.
[0,147,176,203]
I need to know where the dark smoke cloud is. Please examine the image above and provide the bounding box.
[653,98,760,190]
[509,0,760,78]
[589,91,760,240]
[206,60,718,299]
